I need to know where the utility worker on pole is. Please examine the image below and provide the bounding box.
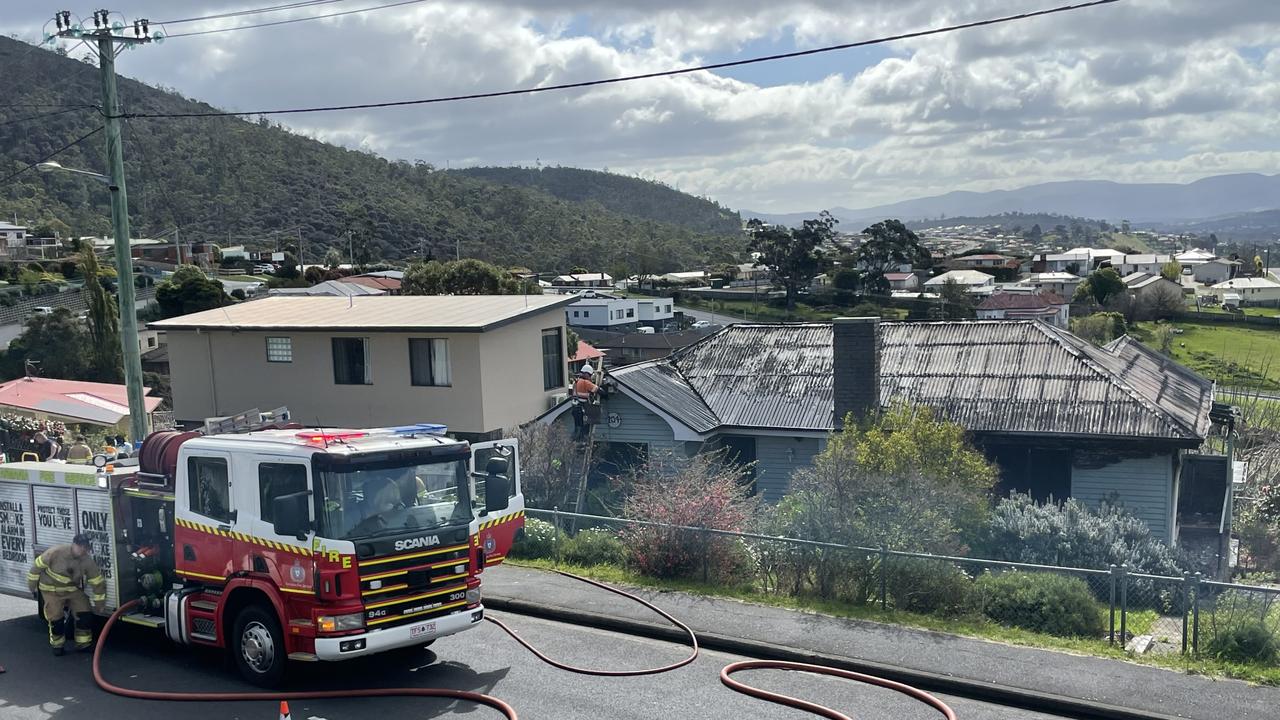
[26,534,106,655]
[571,363,600,441]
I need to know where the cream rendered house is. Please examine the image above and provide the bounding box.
[151,295,575,440]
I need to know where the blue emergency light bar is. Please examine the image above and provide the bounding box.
[387,423,448,436]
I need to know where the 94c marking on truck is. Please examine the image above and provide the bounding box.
[394,535,441,551]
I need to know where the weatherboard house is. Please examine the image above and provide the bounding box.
[539,319,1232,546]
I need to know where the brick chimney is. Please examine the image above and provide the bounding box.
[832,317,880,431]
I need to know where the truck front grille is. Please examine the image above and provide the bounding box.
[357,543,470,629]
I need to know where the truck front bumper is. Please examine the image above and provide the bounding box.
[313,605,485,661]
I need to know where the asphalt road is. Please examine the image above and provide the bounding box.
[0,593,1061,720]
[675,305,748,327]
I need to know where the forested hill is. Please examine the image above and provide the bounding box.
[0,36,745,273]
[452,167,742,235]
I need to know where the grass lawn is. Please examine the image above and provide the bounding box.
[1192,305,1280,318]
[509,558,1280,685]
[1103,232,1154,253]
[1134,320,1280,390]
[222,274,271,283]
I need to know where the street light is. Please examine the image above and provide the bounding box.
[37,161,110,185]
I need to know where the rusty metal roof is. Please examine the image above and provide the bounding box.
[608,320,1213,441]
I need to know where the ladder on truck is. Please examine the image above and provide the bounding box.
[203,407,292,435]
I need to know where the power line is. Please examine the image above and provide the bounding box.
[0,105,93,128]
[166,0,434,38]
[158,0,349,25]
[0,126,104,185]
[125,0,1122,119]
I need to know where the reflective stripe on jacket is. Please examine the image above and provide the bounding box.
[27,544,106,603]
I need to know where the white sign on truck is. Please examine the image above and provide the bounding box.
[0,464,120,609]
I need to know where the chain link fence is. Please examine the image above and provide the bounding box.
[523,507,1280,665]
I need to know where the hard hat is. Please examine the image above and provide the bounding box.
[578,364,594,376]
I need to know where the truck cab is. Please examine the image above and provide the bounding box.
[116,424,522,686]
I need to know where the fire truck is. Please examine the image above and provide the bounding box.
[0,411,525,686]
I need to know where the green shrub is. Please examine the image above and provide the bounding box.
[886,557,974,617]
[973,571,1106,637]
[509,518,565,560]
[1205,623,1279,665]
[563,528,625,567]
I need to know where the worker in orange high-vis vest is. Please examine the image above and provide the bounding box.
[571,364,599,440]
[27,534,106,655]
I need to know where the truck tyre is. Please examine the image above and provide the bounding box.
[231,605,286,687]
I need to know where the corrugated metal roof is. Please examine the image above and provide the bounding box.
[150,295,572,332]
[613,320,1212,441]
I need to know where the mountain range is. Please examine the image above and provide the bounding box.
[744,174,1280,230]
[0,36,744,274]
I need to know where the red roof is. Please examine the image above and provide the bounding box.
[977,292,1067,310]
[337,276,402,291]
[0,376,163,426]
[571,340,605,361]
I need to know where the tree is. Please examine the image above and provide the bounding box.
[323,248,343,270]
[856,219,929,294]
[506,422,582,510]
[79,240,121,382]
[443,258,502,295]
[303,266,326,284]
[402,258,537,296]
[1135,281,1185,321]
[1024,224,1043,243]
[748,212,834,309]
[1160,259,1182,281]
[0,309,92,380]
[1255,255,1265,276]
[1073,267,1125,305]
[939,278,975,319]
[1113,244,1138,255]
[403,260,446,295]
[155,265,231,319]
[1070,312,1127,346]
[1154,324,1175,355]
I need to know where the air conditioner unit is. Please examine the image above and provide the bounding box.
[549,393,569,409]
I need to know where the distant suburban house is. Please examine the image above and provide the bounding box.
[884,272,920,290]
[554,272,613,288]
[271,280,386,297]
[952,254,1016,269]
[976,292,1069,327]
[1019,272,1084,299]
[151,295,575,440]
[1116,254,1174,277]
[735,263,771,282]
[0,222,27,258]
[660,271,710,286]
[1122,272,1184,301]
[569,340,605,375]
[573,327,715,367]
[1193,259,1239,285]
[0,376,163,430]
[538,319,1227,545]
[1175,248,1218,267]
[336,272,403,294]
[1033,248,1124,275]
[1210,277,1280,306]
[923,270,996,294]
[567,295,640,329]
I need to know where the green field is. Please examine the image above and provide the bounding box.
[1134,320,1280,390]
[702,298,908,322]
[220,274,272,283]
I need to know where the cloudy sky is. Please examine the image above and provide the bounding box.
[9,1,1280,212]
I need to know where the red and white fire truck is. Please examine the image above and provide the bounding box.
[0,413,524,686]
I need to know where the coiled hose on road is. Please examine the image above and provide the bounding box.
[93,570,956,719]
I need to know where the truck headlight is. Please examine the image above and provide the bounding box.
[317,612,365,633]
[466,588,481,605]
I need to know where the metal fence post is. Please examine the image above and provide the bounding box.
[1108,564,1118,646]
[701,526,710,584]
[1181,572,1191,656]
[552,505,561,567]
[878,546,889,610]
[1119,564,1129,646]
[1192,572,1202,657]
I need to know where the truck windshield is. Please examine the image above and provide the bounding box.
[316,457,472,541]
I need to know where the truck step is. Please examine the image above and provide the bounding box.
[189,632,217,643]
[119,612,166,629]
[189,600,218,612]
[287,653,318,662]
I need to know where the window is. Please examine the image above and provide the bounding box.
[572,310,579,318]
[409,338,451,387]
[541,328,564,390]
[266,336,293,363]
[626,308,635,318]
[259,463,308,524]
[188,457,231,522]
[332,337,370,385]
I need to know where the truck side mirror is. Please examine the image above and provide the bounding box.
[272,491,311,540]
[485,457,510,514]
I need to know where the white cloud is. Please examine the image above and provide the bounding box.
[7,0,1280,212]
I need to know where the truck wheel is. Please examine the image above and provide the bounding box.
[231,605,286,687]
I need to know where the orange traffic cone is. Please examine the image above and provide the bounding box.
[279,701,291,720]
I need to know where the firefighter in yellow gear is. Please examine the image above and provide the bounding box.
[26,534,106,655]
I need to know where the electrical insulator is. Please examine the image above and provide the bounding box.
[133,20,140,37]
[141,19,149,35]
[55,14,63,31]
[92,12,100,28]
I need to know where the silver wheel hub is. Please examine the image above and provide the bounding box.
[241,621,275,673]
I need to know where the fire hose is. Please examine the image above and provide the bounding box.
[93,569,957,719]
